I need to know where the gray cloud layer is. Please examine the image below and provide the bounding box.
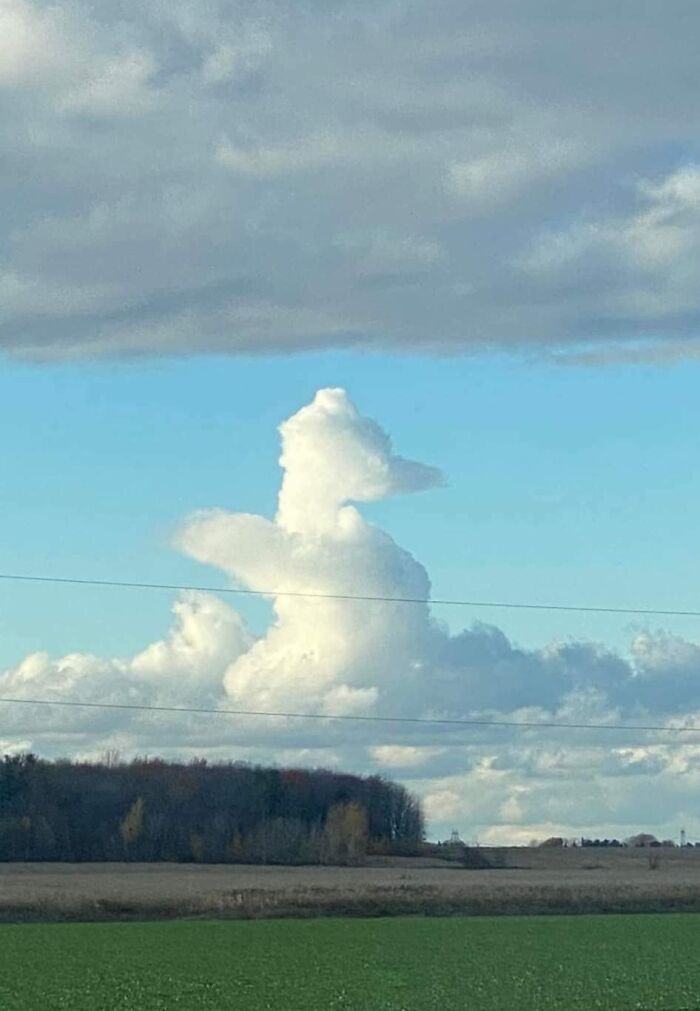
[3,0,700,361]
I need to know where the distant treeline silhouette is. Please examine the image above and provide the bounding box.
[0,754,424,864]
[539,834,690,849]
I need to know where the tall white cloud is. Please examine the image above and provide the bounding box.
[179,388,442,714]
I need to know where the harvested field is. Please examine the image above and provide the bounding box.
[3,847,700,921]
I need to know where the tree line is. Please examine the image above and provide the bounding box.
[539,834,688,848]
[0,753,424,864]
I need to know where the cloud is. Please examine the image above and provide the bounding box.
[2,591,250,712]
[517,165,700,360]
[448,139,583,208]
[201,24,273,85]
[522,165,700,280]
[0,0,156,113]
[215,132,356,178]
[369,745,446,770]
[335,232,444,278]
[2,1,700,361]
[4,388,700,840]
[178,387,442,713]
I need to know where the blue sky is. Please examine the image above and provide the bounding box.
[3,351,700,670]
[5,0,700,842]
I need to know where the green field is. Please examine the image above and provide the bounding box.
[2,914,700,1010]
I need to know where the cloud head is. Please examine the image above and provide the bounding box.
[277,387,442,532]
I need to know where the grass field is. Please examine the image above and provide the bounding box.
[2,914,700,1010]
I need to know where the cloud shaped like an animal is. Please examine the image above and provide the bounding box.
[178,388,442,714]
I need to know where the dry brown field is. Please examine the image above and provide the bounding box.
[3,846,700,921]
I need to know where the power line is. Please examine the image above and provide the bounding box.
[1,694,700,736]
[0,571,698,619]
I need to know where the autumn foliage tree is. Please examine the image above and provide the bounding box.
[322,802,369,865]
[119,796,145,857]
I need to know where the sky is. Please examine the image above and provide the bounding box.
[3,0,700,843]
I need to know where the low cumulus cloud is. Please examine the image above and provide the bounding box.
[2,0,700,361]
[3,388,700,839]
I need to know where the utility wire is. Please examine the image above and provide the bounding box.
[2,573,698,738]
[0,571,698,619]
[1,694,700,736]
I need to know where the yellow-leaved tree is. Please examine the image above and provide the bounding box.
[322,802,368,865]
[119,796,145,857]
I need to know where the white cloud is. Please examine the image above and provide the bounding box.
[177,388,442,713]
[0,0,156,114]
[1,591,249,711]
[370,745,445,769]
[216,133,347,177]
[129,592,252,690]
[448,139,582,207]
[202,25,273,85]
[59,48,157,116]
[640,167,700,210]
[518,165,700,348]
[0,0,52,84]
[4,388,700,840]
